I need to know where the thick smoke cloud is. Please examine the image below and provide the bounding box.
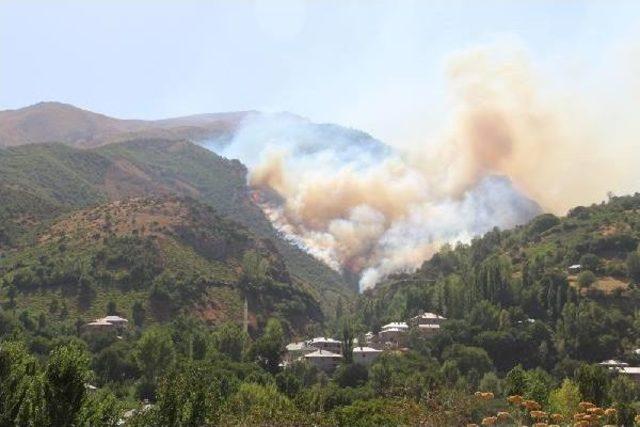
[205,44,639,290]
[217,112,539,290]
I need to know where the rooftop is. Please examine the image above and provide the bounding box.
[412,312,446,320]
[102,315,128,323]
[286,341,311,351]
[87,320,113,326]
[305,349,343,358]
[308,337,341,344]
[599,359,629,367]
[353,346,382,353]
[381,322,408,330]
[619,367,640,374]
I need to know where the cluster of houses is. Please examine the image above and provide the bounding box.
[284,312,447,372]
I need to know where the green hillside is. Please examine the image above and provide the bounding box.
[0,140,353,313]
[0,196,323,333]
[356,193,640,367]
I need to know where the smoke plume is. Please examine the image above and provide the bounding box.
[205,44,640,290]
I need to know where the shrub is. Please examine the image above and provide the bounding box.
[577,271,597,288]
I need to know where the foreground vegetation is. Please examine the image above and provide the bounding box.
[2,194,640,425]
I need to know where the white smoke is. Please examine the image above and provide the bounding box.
[208,110,539,291]
[202,42,640,290]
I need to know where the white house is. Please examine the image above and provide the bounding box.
[618,367,640,383]
[284,341,316,362]
[568,264,582,274]
[304,349,343,372]
[409,312,446,338]
[410,312,447,326]
[102,315,129,327]
[85,315,129,332]
[381,322,409,331]
[598,359,629,369]
[378,322,409,347]
[307,337,342,354]
[85,319,114,330]
[352,346,382,365]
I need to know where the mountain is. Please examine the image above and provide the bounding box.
[0,139,353,315]
[0,196,323,333]
[0,102,251,148]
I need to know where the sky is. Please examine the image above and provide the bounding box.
[2,0,640,146]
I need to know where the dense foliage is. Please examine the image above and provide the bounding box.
[0,140,353,311]
[4,139,640,424]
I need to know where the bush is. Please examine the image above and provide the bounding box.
[219,383,301,426]
[577,270,597,288]
[579,253,601,273]
[334,363,369,388]
[626,251,640,283]
[478,372,501,396]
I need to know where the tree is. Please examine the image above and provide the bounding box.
[136,328,176,385]
[626,251,640,283]
[219,383,301,426]
[275,369,302,398]
[523,368,555,405]
[479,372,501,396]
[579,253,601,273]
[6,285,17,309]
[504,365,526,396]
[333,398,417,427]
[44,344,90,426]
[251,318,285,374]
[341,319,354,363]
[370,359,393,395]
[574,364,610,406]
[106,300,117,315]
[548,379,581,419]
[0,341,47,425]
[151,363,223,427]
[212,322,247,362]
[609,375,638,426]
[334,363,368,388]
[442,344,492,375]
[577,270,597,288]
[132,301,145,327]
[78,390,121,427]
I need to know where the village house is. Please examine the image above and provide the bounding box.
[598,359,629,369]
[304,349,343,372]
[598,359,640,382]
[307,337,342,354]
[409,312,446,338]
[85,315,129,332]
[409,312,447,326]
[568,264,582,274]
[618,367,640,383]
[378,322,409,348]
[284,341,317,363]
[352,346,382,366]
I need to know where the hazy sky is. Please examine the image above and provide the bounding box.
[2,0,640,144]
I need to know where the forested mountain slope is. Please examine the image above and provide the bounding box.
[357,193,640,368]
[0,196,323,334]
[0,140,353,314]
